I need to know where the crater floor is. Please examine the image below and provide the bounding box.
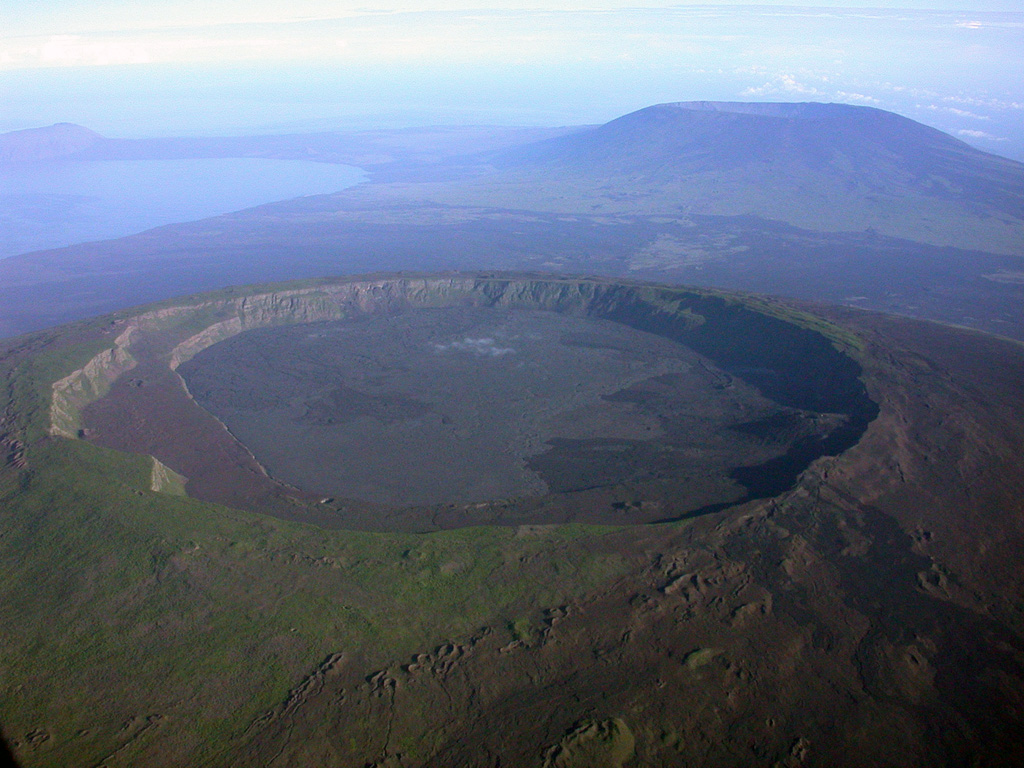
[177,308,791,508]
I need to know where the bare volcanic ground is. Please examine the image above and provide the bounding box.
[174,309,795,509]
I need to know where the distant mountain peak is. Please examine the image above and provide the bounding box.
[498,100,971,174]
[488,100,1024,255]
[0,123,104,162]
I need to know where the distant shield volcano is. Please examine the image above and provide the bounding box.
[483,101,1024,255]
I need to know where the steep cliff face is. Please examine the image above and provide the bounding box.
[57,275,873,426]
[150,456,187,494]
[50,327,139,438]
[167,278,618,368]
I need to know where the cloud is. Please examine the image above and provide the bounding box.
[875,86,1023,114]
[740,75,885,108]
[941,94,1024,111]
[12,34,155,67]
[741,74,824,98]
[957,129,1007,141]
[834,91,880,104]
[923,104,990,120]
[948,107,990,119]
[1,30,304,68]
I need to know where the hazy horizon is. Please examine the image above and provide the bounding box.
[3,3,1023,161]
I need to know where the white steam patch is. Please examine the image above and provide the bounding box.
[433,337,516,357]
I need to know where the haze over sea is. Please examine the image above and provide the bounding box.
[0,158,365,259]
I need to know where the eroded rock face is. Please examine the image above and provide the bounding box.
[69,274,875,528]
[50,326,138,438]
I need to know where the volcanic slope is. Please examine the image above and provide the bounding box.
[2,274,1024,767]
[407,101,1024,255]
[0,123,104,162]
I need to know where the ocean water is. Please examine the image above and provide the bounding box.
[0,158,365,258]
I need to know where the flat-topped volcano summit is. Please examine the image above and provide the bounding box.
[502,101,1003,176]
[498,101,1024,207]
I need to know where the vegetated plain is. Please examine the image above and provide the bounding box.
[1,273,1024,766]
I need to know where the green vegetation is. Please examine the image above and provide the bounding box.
[0,428,632,766]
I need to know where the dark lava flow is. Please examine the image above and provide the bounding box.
[179,308,787,508]
[176,298,876,519]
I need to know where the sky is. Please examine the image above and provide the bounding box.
[2,2,1023,160]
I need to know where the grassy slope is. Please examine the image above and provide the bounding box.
[0,438,630,766]
[0,310,633,767]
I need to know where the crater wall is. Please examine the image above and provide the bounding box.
[54,274,877,519]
